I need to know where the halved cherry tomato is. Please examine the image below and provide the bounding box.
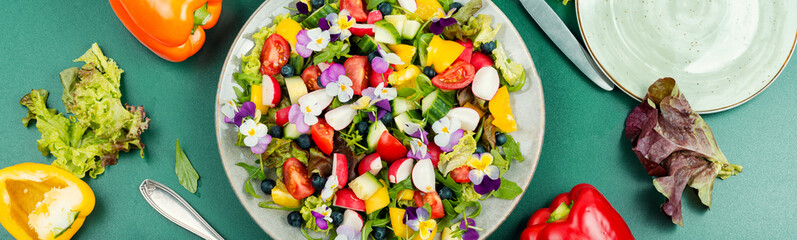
[427,142,442,168]
[339,0,368,22]
[370,67,392,87]
[471,52,494,71]
[301,65,322,91]
[343,55,370,95]
[414,191,445,219]
[260,34,291,76]
[456,40,473,63]
[311,119,335,155]
[377,131,408,163]
[431,60,475,90]
[283,157,315,199]
[275,106,291,127]
[450,166,472,183]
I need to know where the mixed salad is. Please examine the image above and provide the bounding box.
[223,0,529,239]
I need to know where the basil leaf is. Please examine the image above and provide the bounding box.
[175,139,200,193]
[492,178,522,200]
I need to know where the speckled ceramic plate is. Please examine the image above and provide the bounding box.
[214,0,544,239]
[577,0,797,113]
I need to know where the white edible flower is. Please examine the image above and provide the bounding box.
[432,117,461,147]
[239,119,268,147]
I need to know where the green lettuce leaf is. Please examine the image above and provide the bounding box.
[493,41,527,91]
[438,131,477,175]
[299,196,329,233]
[175,139,200,193]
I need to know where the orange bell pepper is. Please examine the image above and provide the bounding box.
[109,0,222,62]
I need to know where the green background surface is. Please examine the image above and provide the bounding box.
[2,0,795,239]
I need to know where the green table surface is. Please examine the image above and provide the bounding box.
[2,0,796,239]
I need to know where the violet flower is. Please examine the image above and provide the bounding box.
[311,204,333,230]
[403,207,437,240]
[296,1,309,15]
[221,99,238,124]
[295,29,313,58]
[430,9,458,35]
[362,83,396,121]
[407,138,429,160]
[371,44,403,74]
[432,116,464,151]
[335,224,360,240]
[468,153,501,195]
[239,119,272,154]
[233,101,256,127]
[459,218,479,240]
[288,95,323,133]
[319,63,346,87]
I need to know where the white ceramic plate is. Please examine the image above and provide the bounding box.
[577,0,797,113]
[215,0,544,239]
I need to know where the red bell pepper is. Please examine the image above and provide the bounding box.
[520,184,634,240]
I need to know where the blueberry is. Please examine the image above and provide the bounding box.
[311,173,326,191]
[296,134,312,149]
[377,2,392,16]
[481,41,497,55]
[372,226,389,240]
[438,186,454,200]
[423,66,436,78]
[281,64,295,77]
[260,179,276,194]
[448,2,464,13]
[495,132,507,146]
[356,121,370,136]
[287,211,303,227]
[330,211,344,225]
[380,111,393,127]
[367,50,380,63]
[310,0,324,9]
[269,125,284,138]
[475,145,486,154]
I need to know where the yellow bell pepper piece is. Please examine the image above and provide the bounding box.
[275,18,303,53]
[397,189,415,201]
[387,44,417,70]
[0,163,95,240]
[250,84,270,113]
[425,35,465,73]
[365,180,389,214]
[414,0,444,21]
[488,86,517,132]
[390,207,414,239]
[388,65,421,90]
[271,182,301,208]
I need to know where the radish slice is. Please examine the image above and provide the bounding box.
[397,0,417,13]
[412,159,435,193]
[350,23,375,37]
[261,75,281,107]
[325,105,356,130]
[445,107,480,132]
[358,153,383,176]
[299,89,334,109]
[471,66,500,100]
[334,189,365,212]
[332,153,348,188]
[341,209,364,229]
[388,158,414,183]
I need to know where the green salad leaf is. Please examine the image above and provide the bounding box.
[299,196,329,233]
[176,139,200,193]
[438,131,477,175]
[452,0,483,24]
[492,177,522,200]
[490,148,509,177]
[236,162,266,198]
[502,135,524,162]
[493,41,527,92]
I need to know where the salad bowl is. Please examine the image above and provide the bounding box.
[214,0,545,238]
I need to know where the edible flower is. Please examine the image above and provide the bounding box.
[311,204,334,230]
[432,116,463,150]
[407,137,429,159]
[319,63,346,87]
[403,121,428,143]
[361,83,396,121]
[233,101,258,127]
[296,0,310,15]
[430,8,458,35]
[468,153,501,195]
[322,64,355,102]
[319,175,340,201]
[326,10,356,41]
[458,218,480,240]
[335,224,361,240]
[239,119,272,154]
[288,94,324,133]
[371,45,404,73]
[221,99,238,124]
[404,207,437,240]
[296,28,330,58]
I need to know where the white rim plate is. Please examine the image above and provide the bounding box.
[577,0,797,113]
[215,0,545,239]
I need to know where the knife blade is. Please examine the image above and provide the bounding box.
[520,0,614,91]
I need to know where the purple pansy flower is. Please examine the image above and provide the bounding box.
[311,204,333,230]
[296,28,330,58]
[430,9,458,35]
[239,119,272,154]
[233,101,256,127]
[320,63,346,87]
[432,116,464,152]
[221,99,238,124]
[288,96,323,133]
[407,138,429,160]
[361,83,397,121]
[459,218,479,240]
[371,44,403,73]
[295,29,313,58]
[319,18,331,31]
[404,207,437,240]
[468,153,501,195]
[296,1,309,15]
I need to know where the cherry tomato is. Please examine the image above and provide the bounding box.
[275,106,291,127]
[431,60,475,90]
[414,191,445,219]
[376,131,408,163]
[456,40,473,63]
[311,119,335,155]
[339,0,368,22]
[427,142,442,168]
[471,51,494,71]
[301,65,322,91]
[283,157,315,199]
[370,67,392,87]
[343,55,370,95]
[450,166,472,183]
[260,34,291,76]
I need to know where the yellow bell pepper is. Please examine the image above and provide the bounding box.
[0,163,95,240]
[250,84,269,113]
[388,65,421,90]
[414,0,443,21]
[275,18,303,53]
[365,180,389,214]
[488,86,517,132]
[425,36,465,73]
[397,189,415,201]
[390,207,414,239]
[387,44,417,71]
[271,182,301,208]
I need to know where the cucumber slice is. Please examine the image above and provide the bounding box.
[421,90,454,124]
[301,4,338,29]
[357,35,379,54]
[401,20,421,39]
[349,172,384,200]
[283,123,301,139]
[367,120,388,151]
[413,33,434,67]
[374,20,401,44]
[284,76,308,104]
[383,15,407,34]
[391,97,418,115]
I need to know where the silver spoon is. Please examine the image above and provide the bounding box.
[139,179,224,240]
